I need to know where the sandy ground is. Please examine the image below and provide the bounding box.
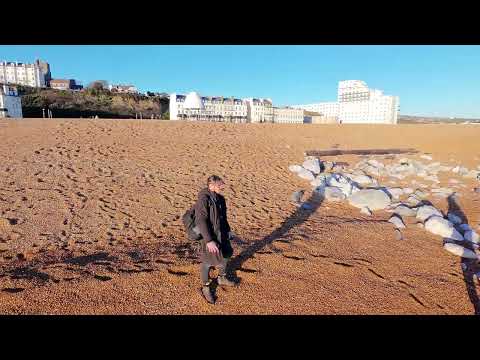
[0,119,479,315]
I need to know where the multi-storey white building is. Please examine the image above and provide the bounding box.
[337,80,399,124]
[292,102,339,119]
[170,92,248,122]
[0,59,51,88]
[272,107,305,124]
[0,85,23,118]
[292,80,399,124]
[242,98,274,123]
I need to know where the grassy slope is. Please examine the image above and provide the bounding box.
[18,86,169,119]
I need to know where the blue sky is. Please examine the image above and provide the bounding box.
[1,45,480,118]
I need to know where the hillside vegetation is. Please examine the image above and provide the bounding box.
[17,86,169,119]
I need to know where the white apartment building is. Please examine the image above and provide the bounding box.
[272,107,305,124]
[292,102,339,119]
[242,98,274,123]
[0,85,23,118]
[0,59,51,88]
[292,80,399,124]
[337,80,399,124]
[170,92,248,122]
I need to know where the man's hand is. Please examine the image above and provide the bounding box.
[206,241,219,255]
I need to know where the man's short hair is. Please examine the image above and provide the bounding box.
[207,175,224,186]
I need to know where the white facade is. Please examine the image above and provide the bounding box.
[0,59,51,88]
[242,98,274,123]
[272,107,305,124]
[109,84,138,93]
[292,80,399,124]
[292,102,339,119]
[170,92,248,122]
[0,85,23,118]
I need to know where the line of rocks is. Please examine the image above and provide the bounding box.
[290,155,480,260]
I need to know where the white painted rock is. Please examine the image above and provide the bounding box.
[447,213,462,225]
[407,195,422,206]
[297,168,315,181]
[289,165,303,173]
[414,189,428,199]
[393,204,417,217]
[323,186,346,201]
[464,230,480,244]
[347,189,391,210]
[360,207,372,216]
[310,174,328,187]
[302,158,321,175]
[389,215,406,229]
[387,188,404,200]
[347,174,375,185]
[328,174,359,197]
[420,154,433,160]
[424,216,464,241]
[443,243,479,259]
[416,205,443,221]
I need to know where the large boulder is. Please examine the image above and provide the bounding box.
[310,174,329,187]
[346,174,375,185]
[302,158,321,175]
[297,168,315,181]
[443,243,479,259]
[406,195,422,207]
[387,187,404,200]
[347,189,391,210]
[389,215,406,229]
[464,230,480,244]
[328,173,360,197]
[416,205,442,221]
[393,204,417,217]
[414,189,428,199]
[424,216,464,241]
[289,165,303,173]
[316,186,346,201]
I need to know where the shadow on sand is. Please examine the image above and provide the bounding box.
[226,192,324,283]
[446,194,480,315]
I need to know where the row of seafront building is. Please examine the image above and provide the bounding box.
[170,92,306,124]
[170,80,399,124]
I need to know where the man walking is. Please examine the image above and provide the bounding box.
[193,175,236,304]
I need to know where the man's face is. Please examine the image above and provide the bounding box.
[209,181,225,194]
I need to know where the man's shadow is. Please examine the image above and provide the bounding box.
[226,192,324,283]
[446,194,480,315]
